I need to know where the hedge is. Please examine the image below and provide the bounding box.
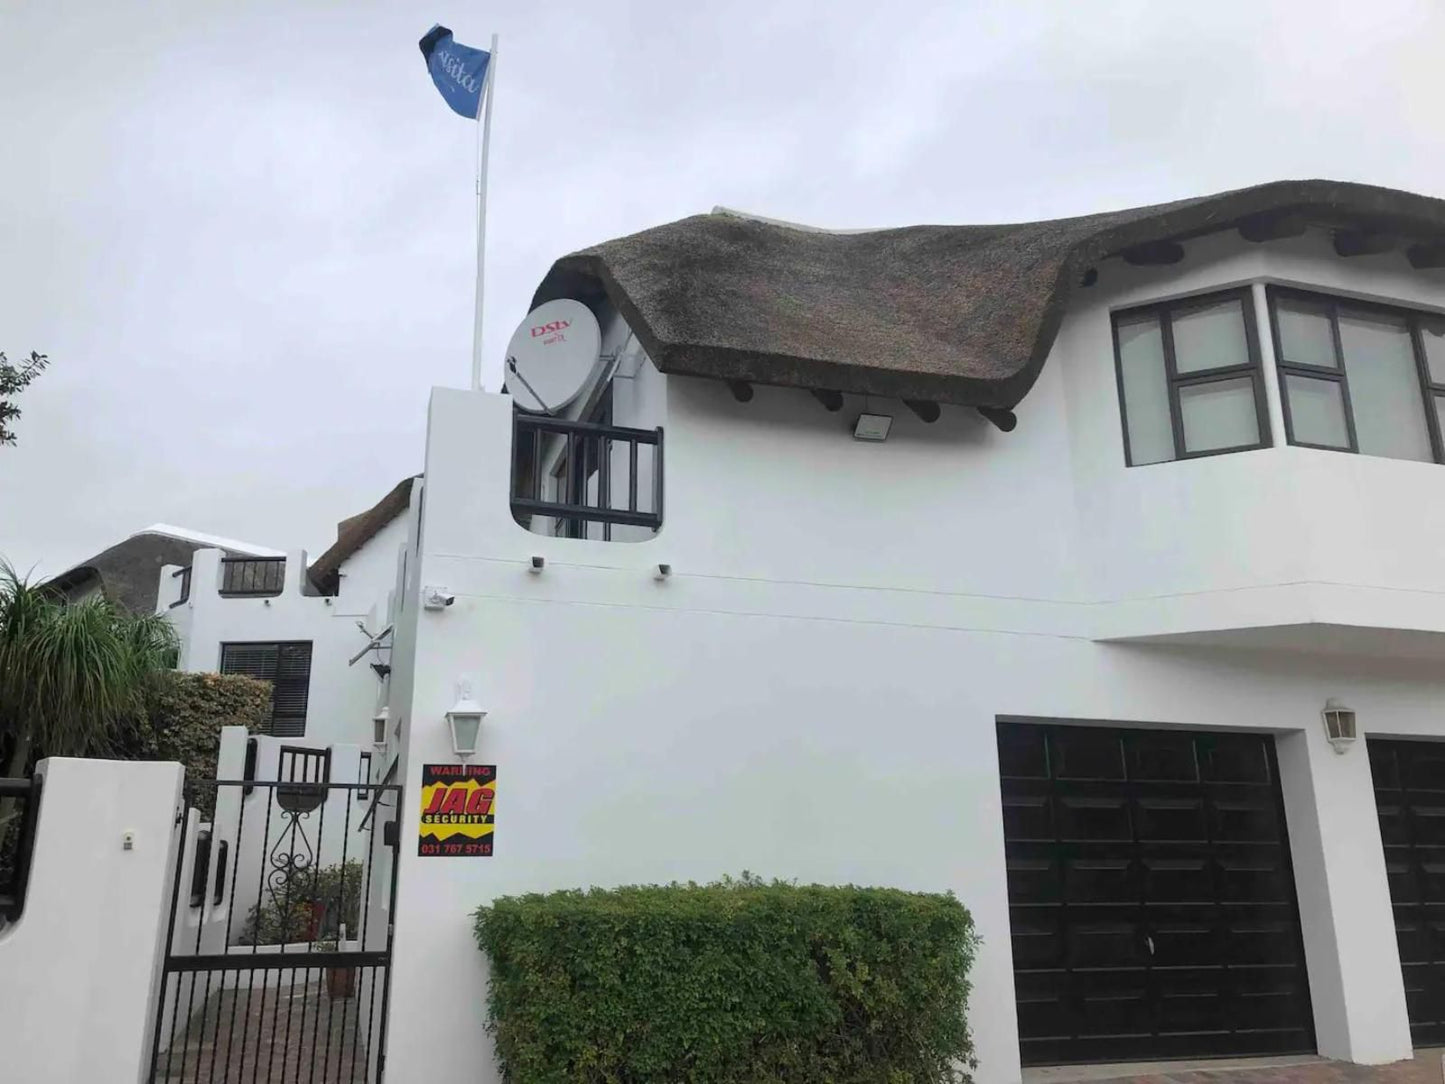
[473,877,979,1084]
[105,670,273,787]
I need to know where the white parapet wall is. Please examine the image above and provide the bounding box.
[0,758,184,1084]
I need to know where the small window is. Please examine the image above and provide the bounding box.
[1112,289,1270,465]
[1270,287,1445,463]
[357,751,373,801]
[219,641,313,737]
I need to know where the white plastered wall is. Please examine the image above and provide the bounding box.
[0,759,184,1084]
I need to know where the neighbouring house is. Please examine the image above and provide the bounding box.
[153,478,418,748]
[360,179,1445,1084]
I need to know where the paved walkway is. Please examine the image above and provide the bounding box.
[153,980,370,1082]
[1028,1051,1445,1084]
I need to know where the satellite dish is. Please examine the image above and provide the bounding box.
[504,299,602,414]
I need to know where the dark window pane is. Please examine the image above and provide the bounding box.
[1179,377,1259,453]
[1117,315,1174,464]
[1284,374,1350,448]
[1172,298,1251,374]
[1339,309,1433,462]
[1276,298,1337,368]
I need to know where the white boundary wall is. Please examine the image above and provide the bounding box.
[0,758,184,1084]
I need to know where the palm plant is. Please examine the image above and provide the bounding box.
[0,561,177,824]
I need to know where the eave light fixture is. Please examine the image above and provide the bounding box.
[1322,698,1357,754]
[853,413,892,442]
[446,684,487,760]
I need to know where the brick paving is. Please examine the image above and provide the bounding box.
[1043,1050,1445,1084]
[152,980,371,1083]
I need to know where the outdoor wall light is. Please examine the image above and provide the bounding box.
[852,413,893,442]
[372,707,389,749]
[1322,698,1358,754]
[655,563,672,580]
[529,555,545,574]
[446,685,487,760]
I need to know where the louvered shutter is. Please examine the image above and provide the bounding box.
[219,641,313,737]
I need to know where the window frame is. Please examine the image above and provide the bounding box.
[218,640,314,738]
[1267,285,1445,463]
[1112,287,1272,466]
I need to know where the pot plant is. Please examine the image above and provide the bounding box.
[316,937,355,999]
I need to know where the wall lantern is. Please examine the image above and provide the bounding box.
[1322,698,1358,754]
[446,685,487,760]
[372,707,389,749]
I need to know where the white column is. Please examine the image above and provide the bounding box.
[1276,727,1412,1063]
[284,548,309,596]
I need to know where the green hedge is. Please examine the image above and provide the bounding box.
[105,670,273,786]
[473,877,979,1084]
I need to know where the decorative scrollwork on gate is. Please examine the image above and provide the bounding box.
[262,746,332,942]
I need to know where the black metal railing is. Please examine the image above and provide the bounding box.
[171,565,192,608]
[220,557,286,597]
[0,776,43,924]
[511,414,663,539]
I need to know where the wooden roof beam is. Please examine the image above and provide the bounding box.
[1407,242,1445,270]
[1333,229,1395,258]
[1238,211,1309,243]
[977,406,1017,433]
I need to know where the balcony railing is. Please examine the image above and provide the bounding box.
[219,557,286,597]
[511,414,663,539]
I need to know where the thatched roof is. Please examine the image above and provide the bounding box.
[307,477,417,595]
[530,179,1445,410]
[46,531,264,613]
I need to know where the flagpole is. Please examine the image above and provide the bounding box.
[470,33,498,392]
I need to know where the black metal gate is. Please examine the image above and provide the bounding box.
[147,760,402,1083]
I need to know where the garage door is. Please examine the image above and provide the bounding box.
[1369,738,1445,1046]
[997,722,1315,1065]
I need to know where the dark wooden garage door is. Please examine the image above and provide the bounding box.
[997,722,1314,1065]
[1369,738,1445,1046]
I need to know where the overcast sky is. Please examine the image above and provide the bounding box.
[3,0,1443,578]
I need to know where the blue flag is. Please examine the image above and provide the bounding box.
[419,25,490,118]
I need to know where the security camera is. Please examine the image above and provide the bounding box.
[423,586,457,610]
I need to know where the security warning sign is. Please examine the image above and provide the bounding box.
[418,763,495,857]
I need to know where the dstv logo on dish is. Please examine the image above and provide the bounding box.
[532,318,571,345]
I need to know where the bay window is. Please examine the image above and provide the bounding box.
[1269,287,1445,463]
[1112,289,1271,466]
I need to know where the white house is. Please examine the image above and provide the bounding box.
[154,479,416,750]
[367,179,1445,1084]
